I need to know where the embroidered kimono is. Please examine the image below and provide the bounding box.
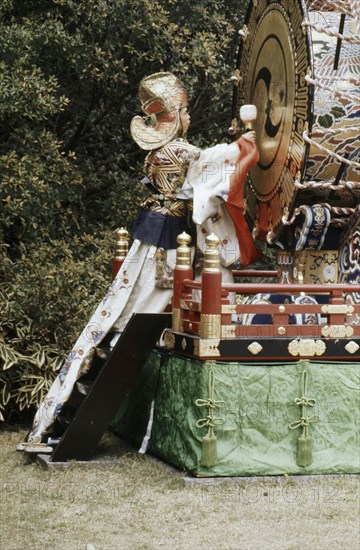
[26,135,260,444]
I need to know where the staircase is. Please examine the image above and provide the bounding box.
[45,312,171,462]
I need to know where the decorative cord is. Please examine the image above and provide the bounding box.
[302,20,359,43]
[295,179,360,191]
[305,74,360,104]
[195,362,226,468]
[307,0,353,17]
[195,366,225,431]
[289,367,319,435]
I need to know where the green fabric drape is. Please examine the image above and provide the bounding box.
[112,351,360,477]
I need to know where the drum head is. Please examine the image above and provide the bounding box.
[233,0,312,241]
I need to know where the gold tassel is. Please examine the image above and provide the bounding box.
[195,362,225,469]
[289,363,318,468]
[297,434,312,467]
[201,431,217,468]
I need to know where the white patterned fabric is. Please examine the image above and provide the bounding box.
[27,241,174,442]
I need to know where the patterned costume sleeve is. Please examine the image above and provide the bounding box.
[182,135,262,267]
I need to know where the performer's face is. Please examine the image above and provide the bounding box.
[179,107,190,134]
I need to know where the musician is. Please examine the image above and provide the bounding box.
[23,72,261,446]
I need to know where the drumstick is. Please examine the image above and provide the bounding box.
[239,104,257,131]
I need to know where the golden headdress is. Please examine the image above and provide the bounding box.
[130,72,188,151]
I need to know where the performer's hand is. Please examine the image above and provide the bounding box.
[243,130,256,143]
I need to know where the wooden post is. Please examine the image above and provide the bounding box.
[172,232,193,331]
[112,227,129,280]
[200,233,222,339]
[327,289,347,326]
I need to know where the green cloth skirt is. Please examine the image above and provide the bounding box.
[112,350,360,477]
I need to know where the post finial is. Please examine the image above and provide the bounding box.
[114,227,129,261]
[173,232,193,331]
[177,231,192,247]
[175,231,192,270]
[203,233,221,273]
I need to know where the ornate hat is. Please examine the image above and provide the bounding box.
[130,72,188,151]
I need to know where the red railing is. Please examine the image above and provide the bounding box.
[172,233,360,341]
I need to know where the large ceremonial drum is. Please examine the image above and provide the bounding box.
[233,0,360,241]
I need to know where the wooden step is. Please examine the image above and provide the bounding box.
[50,313,171,462]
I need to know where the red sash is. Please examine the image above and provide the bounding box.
[224,136,262,267]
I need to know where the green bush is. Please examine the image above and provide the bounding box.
[0,0,249,421]
[0,231,117,421]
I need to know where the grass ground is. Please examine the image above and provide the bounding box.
[1,427,359,550]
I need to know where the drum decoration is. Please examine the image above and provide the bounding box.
[231,0,360,243]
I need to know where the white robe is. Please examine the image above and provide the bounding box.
[26,138,259,443]
[27,242,174,442]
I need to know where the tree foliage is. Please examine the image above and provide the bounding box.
[0,0,247,421]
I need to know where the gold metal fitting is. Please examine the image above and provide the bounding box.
[114,227,129,261]
[203,233,221,273]
[175,232,192,270]
[248,342,263,355]
[200,313,221,339]
[172,307,182,332]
